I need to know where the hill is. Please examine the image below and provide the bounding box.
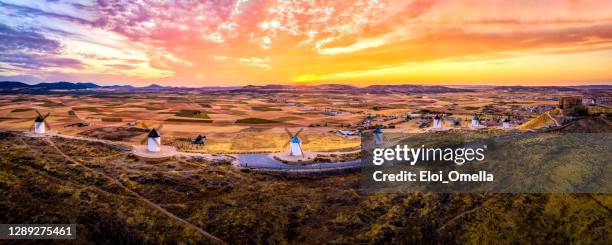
[32,82,100,90]
[0,81,30,89]
[554,117,612,133]
[517,109,563,130]
[1,132,609,244]
[363,85,472,93]
[0,81,100,90]
[494,86,578,92]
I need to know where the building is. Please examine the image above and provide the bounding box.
[374,127,383,144]
[582,97,596,105]
[558,97,584,115]
[289,135,303,156]
[503,118,511,129]
[193,135,206,144]
[558,97,582,109]
[337,130,359,136]
[147,128,161,152]
[472,115,480,127]
[433,115,442,129]
[34,116,46,134]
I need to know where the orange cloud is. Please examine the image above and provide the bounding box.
[0,0,611,86]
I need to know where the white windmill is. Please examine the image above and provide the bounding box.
[284,128,304,157]
[374,127,384,144]
[432,114,442,129]
[141,124,163,152]
[31,110,51,134]
[503,118,511,129]
[471,115,480,127]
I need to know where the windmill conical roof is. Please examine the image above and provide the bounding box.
[148,128,161,138]
[291,136,301,143]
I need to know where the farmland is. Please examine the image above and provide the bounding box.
[2,85,608,154]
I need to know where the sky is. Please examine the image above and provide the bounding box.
[0,0,611,87]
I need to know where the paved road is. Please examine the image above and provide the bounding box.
[238,153,361,170]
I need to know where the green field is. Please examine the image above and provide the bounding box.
[11,108,33,113]
[165,118,213,123]
[174,110,211,119]
[235,117,279,124]
[101,117,123,122]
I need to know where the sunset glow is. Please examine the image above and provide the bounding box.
[1,0,611,86]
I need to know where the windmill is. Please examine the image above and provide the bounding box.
[502,114,512,129]
[373,127,383,144]
[432,114,442,129]
[471,114,480,127]
[283,128,304,157]
[193,134,206,144]
[30,110,51,134]
[502,117,511,128]
[140,123,164,152]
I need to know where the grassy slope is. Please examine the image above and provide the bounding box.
[0,132,610,244]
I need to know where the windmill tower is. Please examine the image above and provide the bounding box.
[503,118,511,129]
[284,128,304,156]
[193,134,206,145]
[433,114,442,129]
[471,115,480,127]
[374,127,384,144]
[141,124,163,152]
[31,110,51,134]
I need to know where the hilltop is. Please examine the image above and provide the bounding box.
[517,108,563,130]
[0,81,100,90]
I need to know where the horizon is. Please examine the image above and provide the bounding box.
[2,80,612,89]
[1,1,612,86]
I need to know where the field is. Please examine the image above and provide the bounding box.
[0,87,602,154]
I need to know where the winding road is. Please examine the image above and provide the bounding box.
[238,153,361,170]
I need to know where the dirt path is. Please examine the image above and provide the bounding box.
[437,197,491,232]
[41,137,226,244]
[545,111,561,126]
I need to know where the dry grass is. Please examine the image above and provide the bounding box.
[0,133,609,244]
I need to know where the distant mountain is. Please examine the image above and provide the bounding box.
[102,85,134,89]
[316,84,358,90]
[0,81,102,91]
[0,81,30,89]
[143,84,165,89]
[236,84,296,91]
[245,84,295,90]
[233,84,471,93]
[363,85,472,93]
[31,82,100,90]
[493,86,578,92]
[569,85,612,90]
